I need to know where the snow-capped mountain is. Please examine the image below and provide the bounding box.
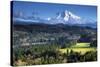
[13,10,97,28]
[46,10,96,28]
[56,10,81,22]
[48,10,95,25]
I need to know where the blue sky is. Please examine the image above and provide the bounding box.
[12,1,97,21]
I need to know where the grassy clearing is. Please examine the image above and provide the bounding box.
[59,47,96,55]
[71,43,90,48]
[59,43,96,55]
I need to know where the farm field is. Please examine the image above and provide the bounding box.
[59,47,96,55]
[59,43,96,55]
[71,43,90,48]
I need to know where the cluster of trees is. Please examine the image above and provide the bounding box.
[90,40,97,47]
[13,44,97,66]
[67,50,97,63]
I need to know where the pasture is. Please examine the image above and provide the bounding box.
[59,43,96,55]
[71,43,90,48]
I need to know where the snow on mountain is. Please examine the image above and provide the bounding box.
[56,10,81,21]
[47,10,96,27]
[49,10,83,24]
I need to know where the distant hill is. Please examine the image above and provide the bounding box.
[13,22,96,34]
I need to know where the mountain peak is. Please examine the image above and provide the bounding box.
[56,10,81,22]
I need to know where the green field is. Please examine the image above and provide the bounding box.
[59,43,96,55]
[59,48,96,54]
[71,43,90,48]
